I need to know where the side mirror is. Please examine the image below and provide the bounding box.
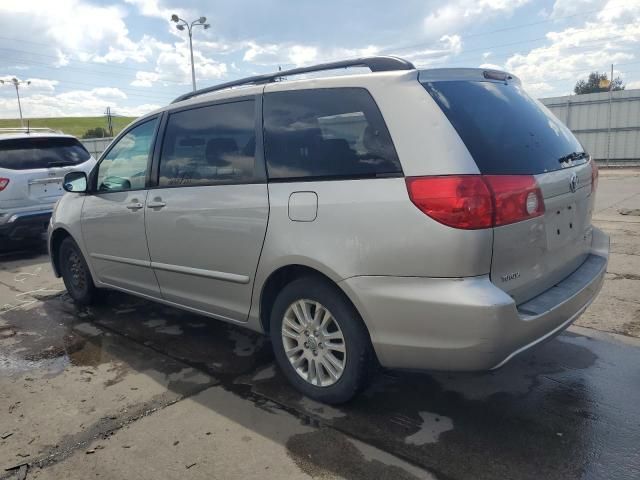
[63,171,88,193]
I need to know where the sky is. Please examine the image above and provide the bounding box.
[1,0,640,119]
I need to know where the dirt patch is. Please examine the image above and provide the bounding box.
[618,311,640,337]
[609,273,640,281]
[618,208,640,216]
[0,326,17,339]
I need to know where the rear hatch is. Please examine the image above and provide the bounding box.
[0,136,92,209]
[421,71,596,304]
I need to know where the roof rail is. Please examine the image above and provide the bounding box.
[171,56,415,104]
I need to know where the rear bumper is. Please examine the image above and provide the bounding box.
[0,209,53,240]
[340,227,609,371]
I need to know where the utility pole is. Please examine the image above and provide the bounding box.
[104,106,114,137]
[1,78,30,128]
[170,14,211,92]
[606,63,613,167]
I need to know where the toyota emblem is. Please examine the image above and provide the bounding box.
[569,172,579,193]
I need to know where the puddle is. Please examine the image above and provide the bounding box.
[286,428,426,480]
[227,328,263,357]
[157,325,183,336]
[404,412,454,446]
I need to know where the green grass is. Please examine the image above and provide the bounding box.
[0,116,136,138]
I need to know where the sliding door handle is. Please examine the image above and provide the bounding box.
[147,201,166,209]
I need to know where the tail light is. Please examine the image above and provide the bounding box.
[406,175,545,230]
[591,161,599,193]
[0,178,9,192]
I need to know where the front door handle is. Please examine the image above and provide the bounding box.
[147,201,166,209]
[126,202,143,211]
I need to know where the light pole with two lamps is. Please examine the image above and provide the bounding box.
[1,78,30,127]
[170,14,210,92]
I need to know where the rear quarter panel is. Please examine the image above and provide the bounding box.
[247,178,493,331]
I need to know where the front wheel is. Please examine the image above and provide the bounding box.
[59,237,98,305]
[270,276,372,404]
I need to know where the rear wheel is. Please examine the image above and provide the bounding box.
[270,276,372,404]
[59,237,98,305]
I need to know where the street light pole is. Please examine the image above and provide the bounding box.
[1,78,30,127]
[171,14,210,92]
[188,28,196,91]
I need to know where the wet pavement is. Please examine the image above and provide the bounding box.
[2,285,639,479]
[1,170,640,479]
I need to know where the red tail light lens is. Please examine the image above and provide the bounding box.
[405,176,493,229]
[0,178,9,192]
[483,175,545,226]
[406,175,544,230]
[591,161,598,193]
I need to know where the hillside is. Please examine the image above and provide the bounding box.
[0,116,136,138]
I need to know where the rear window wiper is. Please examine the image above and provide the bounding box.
[557,151,588,164]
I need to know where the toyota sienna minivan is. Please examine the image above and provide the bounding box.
[49,56,609,403]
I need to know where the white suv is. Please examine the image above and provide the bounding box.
[0,129,96,242]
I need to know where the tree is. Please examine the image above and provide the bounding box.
[574,71,625,95]
[82,127,108,139]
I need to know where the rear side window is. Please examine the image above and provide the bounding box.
[422,81,585,174]
[0,137,90,170]
[264,88,402,180]
[159,100,259,186]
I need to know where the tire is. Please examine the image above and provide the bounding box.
[59,237,98,305]
[270,275,372,404]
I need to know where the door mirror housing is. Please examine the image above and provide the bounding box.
[63,171,88,193]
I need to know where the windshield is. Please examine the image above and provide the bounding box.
[0,137,91,170]
[421,80,586,174]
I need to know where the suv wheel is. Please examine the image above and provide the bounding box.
[59,237,98,305]
[270,276,372,404]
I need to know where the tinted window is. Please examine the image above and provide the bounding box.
[96,118,158,192]
[0,137,90,170]
[422,80,585,175]
[264,88,402,180]
[159,100,258,186]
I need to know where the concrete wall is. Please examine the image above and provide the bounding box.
[540,89,640,165]
[80,137,113,159]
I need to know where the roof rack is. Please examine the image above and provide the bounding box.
[171,56,415,104]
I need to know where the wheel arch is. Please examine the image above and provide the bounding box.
[49,227,73,277]
[258,264,371,346]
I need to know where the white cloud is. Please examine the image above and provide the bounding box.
[504,0,640,97]
[626,80,640,89]
[395,35,463,67]
[550,0,604,18]
[423,0,531,37]
[123,0,175,19]
[0,76,58,93]
[0,86,158,118]
[131,41,228,87]
[0,0,155,65]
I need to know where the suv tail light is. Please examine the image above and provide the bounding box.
[591,161,599,193]
[0,178,9,192]
[405,175,545,230]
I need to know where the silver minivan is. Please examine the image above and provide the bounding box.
[49,57,609,403]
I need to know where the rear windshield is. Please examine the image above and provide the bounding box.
[421,80,585,174]
[0,137,91,170]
